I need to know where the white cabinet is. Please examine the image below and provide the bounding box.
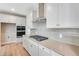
[23,38,62,56]
[46,3,59,28]
[39,45,51,56]
[0,14,16,23]
[17,38,23,43]
[23,38,30,51]
[16,16,26,26]
[58,3,71,28]
[46,3,79,28]
[6,15,18,23]
[59,3,79,28]
[23,39,39,56]
[69,4,79,27]
[39,45,62,56]
[50,49,62,56]
[23,38,26,48]
[29,42,39,56]
[29,40,39,56]
[0,13,26,25]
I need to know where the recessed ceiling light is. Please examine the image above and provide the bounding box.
[11,8,15,11]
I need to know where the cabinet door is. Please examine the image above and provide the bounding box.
[6,15,16,23]
[23,38,26,47]
[39,45,51,56]
[50,50,62,56]
[69,4,79,27]
[59,3,79,28]
[28,40,39,56]
[59,3,71,28]
[46,3,59,28]
[16,16,26,26]
[23,39,30,52]
[23,39,39,56]
[29,44,39,56]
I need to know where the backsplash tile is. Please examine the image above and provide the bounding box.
[30,23,79,45]
[31,23,79,38]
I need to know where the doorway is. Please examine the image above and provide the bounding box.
[1,23,16,43]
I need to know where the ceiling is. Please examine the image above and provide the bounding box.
[0,3,38,16]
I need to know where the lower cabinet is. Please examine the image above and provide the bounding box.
[23,39,62,56]
[23,38,29,52]
[39,45,51,56]
[39,45,62,56]
[50,49,62,56]
[23,39,39,56]
[28,40,39,56]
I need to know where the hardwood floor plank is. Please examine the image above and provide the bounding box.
[1,46,6,56]
[0,43,30,56]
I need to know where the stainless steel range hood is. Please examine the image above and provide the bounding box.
[33,17,46,23]
[33,3,46,23]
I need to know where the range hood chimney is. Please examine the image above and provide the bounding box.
[33,3,46,23]
[38,3,44,18]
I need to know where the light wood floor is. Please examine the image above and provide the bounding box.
[0,43,30,56]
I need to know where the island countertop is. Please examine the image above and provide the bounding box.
[29,37,79,56]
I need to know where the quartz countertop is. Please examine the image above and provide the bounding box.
[29,37,79,56]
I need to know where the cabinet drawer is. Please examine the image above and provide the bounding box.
[39,45,51,56]
[50,49,62,56]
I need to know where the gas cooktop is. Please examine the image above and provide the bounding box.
[30,35,48,41]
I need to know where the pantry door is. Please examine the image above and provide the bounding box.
[1,23,16,43]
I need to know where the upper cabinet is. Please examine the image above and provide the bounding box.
[69,4,79,27]
[0,13,26,26]
[45,3,59,28]
[16,16,26,26]
[0,14,16,23]
[46,3,79,28]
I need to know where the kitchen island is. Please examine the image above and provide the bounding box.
[23,36,79,56]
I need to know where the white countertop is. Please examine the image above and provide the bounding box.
[29,37,79,56]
